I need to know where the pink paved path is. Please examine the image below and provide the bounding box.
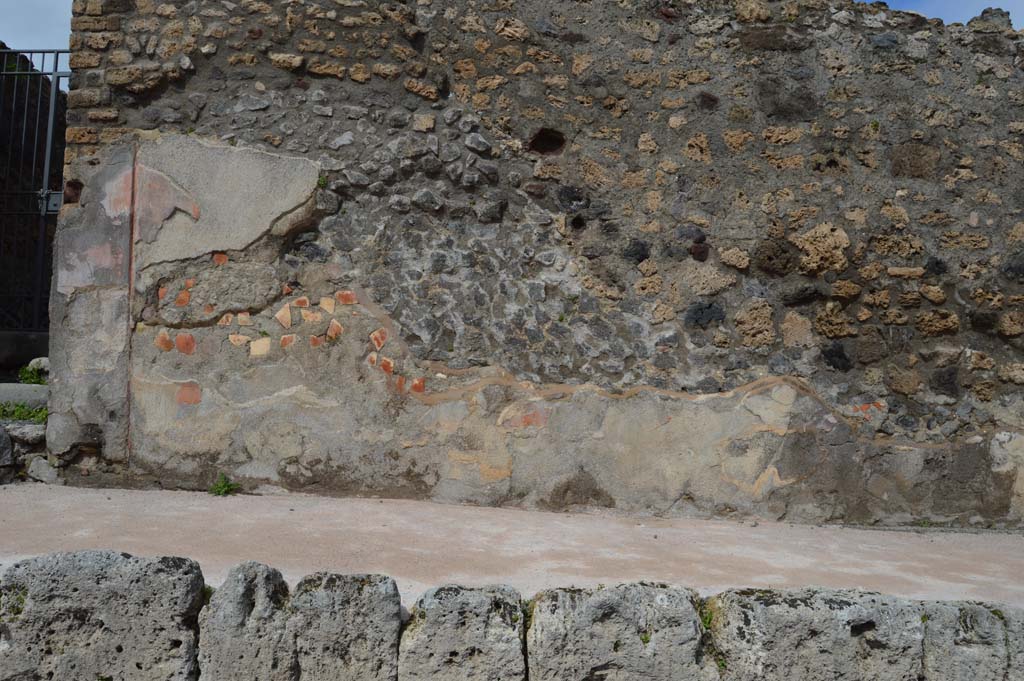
[2,483,1022,605]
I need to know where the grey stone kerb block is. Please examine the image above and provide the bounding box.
[3,552,1024,680]
[0,550,204,681]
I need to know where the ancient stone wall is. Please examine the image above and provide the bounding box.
[50,0,1024,525]
[2,550,1022,680]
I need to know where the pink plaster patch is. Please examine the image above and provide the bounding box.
[133,164,201,244]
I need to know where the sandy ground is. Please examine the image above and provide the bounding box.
[1,483,1022,606]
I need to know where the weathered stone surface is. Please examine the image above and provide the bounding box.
[199,561,401,681]
[708,588,1024,681]
[527,584,704,681]
[49,0,1024,528]
[399,585,525,681]
[0,550,203,681]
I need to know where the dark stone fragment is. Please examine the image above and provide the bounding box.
[689,242,709,261]
[684,301,724,329]
[753,239,799,276]
[890,143,940,179]
[653,352,677,370]
[675,225,706,242]
[622,239,650,263]
[930,366,961,398]
[780,283,824,306]
[924,257,947,276]
[757,77,818,120]
[1000,251,1024,284]
[969,309,999,332]
[854,326,887,365]
[696,91,719,110]
[823,341,852,372]
[869,33,901,49]
[663,242,689,261]
[557,185,589,212]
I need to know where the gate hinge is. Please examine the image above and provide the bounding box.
[39,189,63,214]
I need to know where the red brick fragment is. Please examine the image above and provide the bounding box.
[293,296,310,308]
[411,377,426,393]
[212,253,228,266]
[310,334,325,348]
[379,356,394,375]
[280,334,297,349]
[154,330,174,352]
[174,290,191,307]
[175,333,196,355]
[370,327,388,351]
[335,290,358,305]
[327,319,344,340]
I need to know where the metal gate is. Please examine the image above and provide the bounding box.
[0,48,69,332]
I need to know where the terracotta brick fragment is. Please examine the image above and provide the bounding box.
[319,297,336,314]
[250,337,271,357]
[293,296,310,308]
[280,334,297,349]
[327,319,344,340]
[379,356,395,375]
[217,313,233,326]
[310,335,326,348]
[174,290,191,307]
[335,290,358,305]
[175,333,196,355]
[411,377,426,393]
[274,304,292,329]
[371,328,388,351]
[236,312,253,326]
[228,334,251,347]
[367,352,378,366]
[154,331,174,352]
[212,253,228,266]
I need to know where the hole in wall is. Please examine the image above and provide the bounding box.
[528,128,567,155]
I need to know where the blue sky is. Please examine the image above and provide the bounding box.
[0,0,1020,53]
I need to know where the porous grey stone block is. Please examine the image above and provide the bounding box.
[398,585,525,681]
[921,601,1014,680]
[708,588,1024,681]
[0,550,204,681]
[199,562,401,681]
[526,583,705,681]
